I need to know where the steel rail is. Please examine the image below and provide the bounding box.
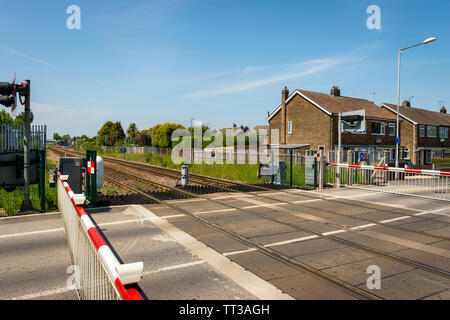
[110,169,450,280]
[49,147,450,242]
[104,174,382,300]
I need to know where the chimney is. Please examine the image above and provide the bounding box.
[441,106,447,114]
[281,86,289,144]
[330,86,340,97]
[402,100,411,108]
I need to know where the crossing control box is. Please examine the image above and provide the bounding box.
[59,157,84,194]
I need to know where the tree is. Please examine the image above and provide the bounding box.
[98,121,125,146]
[151,123,185,148]
[13,111,34,126]
[53,133,62,140]
[0,109,13,125]
[0,109,33,126]
[126,123,138,145]
[135,131,152,146]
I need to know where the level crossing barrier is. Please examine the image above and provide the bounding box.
[326,163,450,201]
[57,172,144,300]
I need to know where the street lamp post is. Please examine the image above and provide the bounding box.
[396,37,436,168]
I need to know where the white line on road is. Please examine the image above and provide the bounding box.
[131,205,294,300]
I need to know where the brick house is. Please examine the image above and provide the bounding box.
[380,102,450,165]
[267,86,398,162]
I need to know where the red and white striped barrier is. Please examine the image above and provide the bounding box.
[58,173,143,300]
[330,163,450,177]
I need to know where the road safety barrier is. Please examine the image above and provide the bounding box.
[57,173,144,300]
[326,163,450,201]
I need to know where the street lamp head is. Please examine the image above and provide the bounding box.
[423,37,437,44]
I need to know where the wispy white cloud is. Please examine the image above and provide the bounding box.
[0,44,49,66]
[183,58,343,98]
[31,102,113,137]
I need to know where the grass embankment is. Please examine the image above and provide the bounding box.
[91,149,306,186]
[0,158,58,216]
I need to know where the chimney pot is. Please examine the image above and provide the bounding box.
[330,86,340,97]
[402,100,411,108]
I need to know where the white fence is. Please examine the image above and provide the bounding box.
[326,163,450,201]
[57,173,143,300]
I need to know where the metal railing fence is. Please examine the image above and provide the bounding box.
[57,174,143,300]
[0,124,46,152]
[326,163,450,201]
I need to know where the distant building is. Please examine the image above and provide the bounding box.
[253,125,269,144]
[267,86,397,160]
[380,102,450,165]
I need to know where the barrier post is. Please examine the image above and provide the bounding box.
[86,150,97,205]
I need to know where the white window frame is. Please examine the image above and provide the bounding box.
[388,123,395,136]
[419,125,425,137]
[371,121,386,135]
[439,127,448,139]
[427,125,437,138]
[287,121,292,134]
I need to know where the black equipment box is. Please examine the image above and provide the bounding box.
[59,157,84,194]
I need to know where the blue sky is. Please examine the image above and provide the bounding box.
[0,0,448,138]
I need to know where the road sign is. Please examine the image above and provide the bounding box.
[396,137,401,145]
[360,152,365,162]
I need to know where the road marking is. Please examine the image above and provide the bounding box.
[10,287,76,300]
[360,230,450,258]
[143,260,206,275]
[236,197,328,223]
[379,216,410,224]
[265,235,319,247]
[161,214,186,219]
[165,198,206,204]
[0,227,65,239]
[131,205,294,300]
[322,230,346,236]
[350,223,377,230]
[0,218,154,239]
[8,260,207,300]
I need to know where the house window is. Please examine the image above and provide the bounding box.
[371,122,385,135]
[427,126,437,138]
[288,121,292,134]
[439,127,448,139]
[419,125,425,137]
[388,123,395,136]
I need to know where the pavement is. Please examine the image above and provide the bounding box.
[1,187,449,300]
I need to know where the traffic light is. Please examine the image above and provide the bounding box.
[0,82,16,107]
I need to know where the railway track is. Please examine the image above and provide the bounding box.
[49,146,450,241]
[48,146,450,299]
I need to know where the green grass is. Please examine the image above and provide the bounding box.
[100,185,119,196]
[90,149,307,186]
